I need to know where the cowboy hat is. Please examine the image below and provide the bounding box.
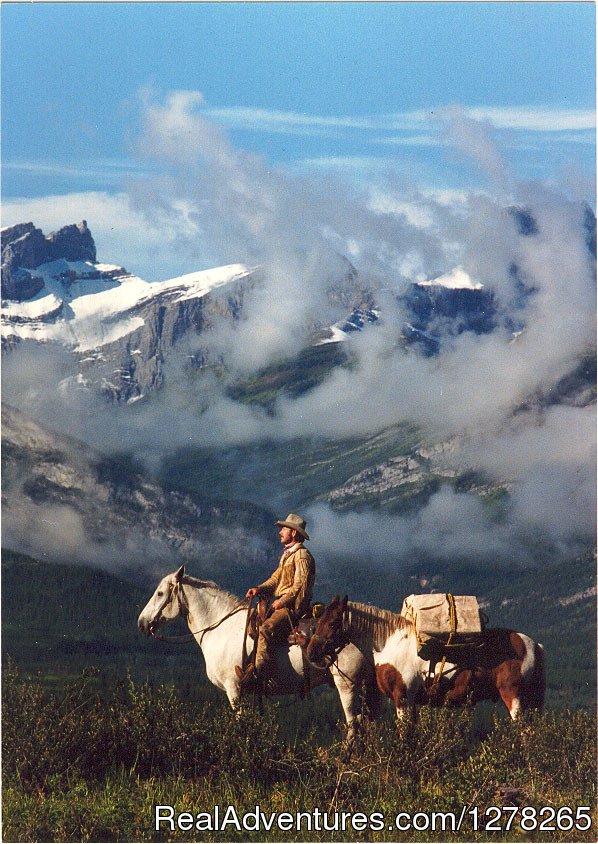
[275,513,310,540]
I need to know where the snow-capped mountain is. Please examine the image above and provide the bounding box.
[1,259,253,352]
[417,265,484,291]
[2,221,258,401]
[2,221,376,402]
[400,270,497,354]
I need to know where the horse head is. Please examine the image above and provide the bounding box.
[138,564,186,636]
[306,594,349,668]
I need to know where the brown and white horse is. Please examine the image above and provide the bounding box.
[307,595,545,721]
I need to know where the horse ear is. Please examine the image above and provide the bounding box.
[175,564,185,581]
[341,595,348,610]
[330,594,340,606]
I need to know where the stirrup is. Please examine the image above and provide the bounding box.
[235,662,258,691]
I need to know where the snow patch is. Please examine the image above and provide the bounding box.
[2,259,253,351]
[2,293,63,321]
[417,266,483,290]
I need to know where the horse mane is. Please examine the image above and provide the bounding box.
[181,575,240,609]
[347,601,412,650]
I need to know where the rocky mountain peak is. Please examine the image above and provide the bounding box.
[1,220,97,300]
[46,220,96,263]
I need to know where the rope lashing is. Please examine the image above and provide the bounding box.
[431,592,457,687]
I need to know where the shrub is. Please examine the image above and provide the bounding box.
[3,665,596,842]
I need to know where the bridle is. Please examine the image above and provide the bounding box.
[307,604,378,690]
[148,579,248,644]
[306,607,352,671]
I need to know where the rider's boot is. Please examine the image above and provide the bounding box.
[235,661,259,693]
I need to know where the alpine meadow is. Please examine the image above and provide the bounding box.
[1,3,596,842]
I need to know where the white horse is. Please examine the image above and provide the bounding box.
[307,595,545,722]
[138,566,382,739]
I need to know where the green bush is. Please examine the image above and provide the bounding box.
[2,665,596,842]
[2,664,303,789]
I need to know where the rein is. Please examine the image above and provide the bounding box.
[150,581,249,644]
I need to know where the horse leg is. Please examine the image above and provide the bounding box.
[364,681,383,722]
[522,643,546,711]
[507,697,522,720]
[376,663,412,723]
[225,682,242,711]
[442,669,472,707]
[495,660,523,720]
[333,677,363,745]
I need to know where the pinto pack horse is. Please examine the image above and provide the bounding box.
[138,567,382,740]
[307,595,545,721]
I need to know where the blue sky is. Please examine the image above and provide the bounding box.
[2,1,595,277]
[2,4,596,566]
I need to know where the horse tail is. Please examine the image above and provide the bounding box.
[522,640,545,711]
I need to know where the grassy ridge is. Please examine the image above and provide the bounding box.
[2,666,596,842]
[1,550,206,691]
[159,423,422,514]
[226,343,350,407]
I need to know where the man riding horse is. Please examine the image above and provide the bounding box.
[235,513,315,691]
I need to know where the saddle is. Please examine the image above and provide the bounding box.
[242,600,326,699]
[287,608,331,698]
[246,597,270,641]
[287,615,320,648]
[246,599,325,647]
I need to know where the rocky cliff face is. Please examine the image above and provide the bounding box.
[403,284,496,337]
[46,221,96,262]
[1,220,260,400]
[1,403,276,580]
[83,274,253,401]
[1,221,96,299]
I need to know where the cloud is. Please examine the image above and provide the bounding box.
[306,466,593,573]
[467,107,595,133]
[2,490,178,573]
[1,191,207,282]
[437,104,509,188]
[203,106,380,136]
[3,92,595,572]
[202,104,595,136]
[306,406,596,569]
[125,90,452,372]
[373,135,446,148]
[2,158,153,183]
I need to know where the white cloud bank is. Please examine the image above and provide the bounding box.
[3,91,595,569]
[1,191,206,283]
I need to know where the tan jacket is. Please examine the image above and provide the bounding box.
[258,542,315,617]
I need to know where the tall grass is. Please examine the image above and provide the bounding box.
[3,664,596,842]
